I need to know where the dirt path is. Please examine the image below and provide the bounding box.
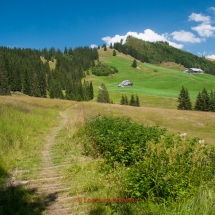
[12,104,86,215]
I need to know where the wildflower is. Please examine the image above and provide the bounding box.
[180,133,187,138]
[199,139,205,148]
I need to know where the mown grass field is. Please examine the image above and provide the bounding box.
[86,48,215,107]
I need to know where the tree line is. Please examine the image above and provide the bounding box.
[120,94,140,106]
[0,46,99,101]
[177,86,215,112]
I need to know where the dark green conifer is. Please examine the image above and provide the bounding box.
[194,92,202,111]
[120,95,125,105]
[131,59,137,68]
[135,94,140,107]
[129,94,136,106]
[177,86,192,110]
[201,87,210,111]
[209,90,215,112]
[0,62,10,95]
[113,50,116,56]
[89,81,94,100]
[97,83,110,103]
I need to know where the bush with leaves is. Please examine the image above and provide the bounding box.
[124,135,215,201]
[92,62,118,76]
[82,115,215,204]
[84,115,166,166]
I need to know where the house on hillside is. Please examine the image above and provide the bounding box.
[183,68,204,74]
[118,80,133,87]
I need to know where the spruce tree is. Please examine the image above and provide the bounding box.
[177,86,192,110]
[209,90,215,112]
[97,83,110,103]
[113,50,116,56]
[194,92,203,111]
[131,59,137,68]
[22,69,30,95]
[0,63,10,95]
[129,94,136,106]
[201,87,210,111]
[185,88,192,110]
[120,95,125,105]
[89,81,94,100]
[135,94,140,107]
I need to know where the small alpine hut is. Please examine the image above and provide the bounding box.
[118,80,133,87]
[183,68,204,74]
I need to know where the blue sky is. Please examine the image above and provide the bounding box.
[1,0,215,59]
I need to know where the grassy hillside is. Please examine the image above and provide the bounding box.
[86,48,215,108]
[1,95,215,214]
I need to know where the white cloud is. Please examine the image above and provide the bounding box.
[209,7,215,13]
[188,12,215,37]
[189,13,211,24]
[171,30,202,43]
[206,54,215,59]
[191,24,215,37]
[102,29,184,49]
[90,44,98,48]
[168,41,184,49]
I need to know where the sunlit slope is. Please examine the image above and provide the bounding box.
[89,49,215,100]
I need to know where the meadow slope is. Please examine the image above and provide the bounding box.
[86,48,215,108]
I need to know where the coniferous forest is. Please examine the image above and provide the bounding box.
[0,46,98,100]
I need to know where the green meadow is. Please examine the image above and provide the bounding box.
[87,49,215,106]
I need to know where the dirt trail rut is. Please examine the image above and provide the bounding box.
[12,104,86,215]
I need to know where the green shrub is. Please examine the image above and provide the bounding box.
[84,115,166,166]
[124,135,215,201]
[92,62,118,76]
[82,115,215,203]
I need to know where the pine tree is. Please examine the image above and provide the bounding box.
[194,92,203,111]
[129,94,136,106]
[97,83,110,103]
[0,62,10,95]
[209,90,215,112]
[185,88,192,110]
[201,87,210,111]
[113,50,116,56]
[110,43,113,49]
[131,59,137,68]
[120,95,125,105]
[89,81,94,100]
[135,94,140,107]
[22,69,30,95]
[177,86,192,110]
[64,46,68,55]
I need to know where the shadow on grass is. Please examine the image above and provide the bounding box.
[0,165,57,215]
[89,203,135,215]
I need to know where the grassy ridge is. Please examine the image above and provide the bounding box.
[86,49,215,105]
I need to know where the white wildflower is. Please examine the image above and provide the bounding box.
[180,133,187,138]
[199,140,205,148]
